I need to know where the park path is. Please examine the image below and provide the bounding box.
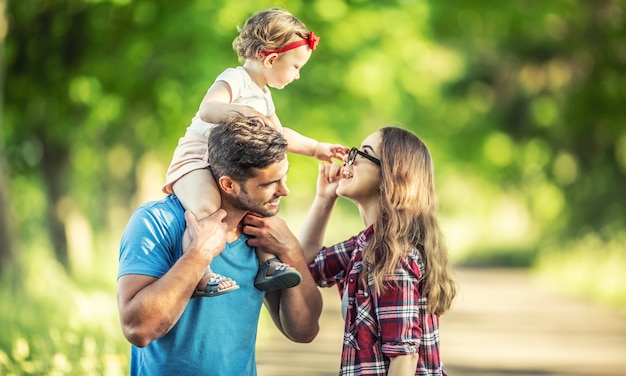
[255,268,626,376]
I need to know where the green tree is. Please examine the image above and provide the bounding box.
[3,0,626,275]
[4,0,240,272]
[428,0,626,237]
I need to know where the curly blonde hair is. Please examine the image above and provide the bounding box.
[232,8,310,62]
[361,127,457,315]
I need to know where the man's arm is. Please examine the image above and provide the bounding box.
[241,162,345,342]
[117,210,227,347]
[242,214,322,343]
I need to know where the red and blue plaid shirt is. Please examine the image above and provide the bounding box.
[309,225,446,375]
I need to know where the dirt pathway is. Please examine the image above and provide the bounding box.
[256,268,626,375]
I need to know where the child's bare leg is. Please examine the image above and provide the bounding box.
[174,169,237,295]
[254,249,301,292]
[173,169,221,219]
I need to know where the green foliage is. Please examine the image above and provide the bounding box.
[8,1,624,259]
[428,0,626,234]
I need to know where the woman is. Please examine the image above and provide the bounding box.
[300,126,457,375]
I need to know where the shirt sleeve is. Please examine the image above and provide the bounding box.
[376,252,424,357]
[309,235,357,288]
[214,68,245,103]
[117,202,184,279]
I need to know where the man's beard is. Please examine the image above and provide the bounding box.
[225,185,280,218]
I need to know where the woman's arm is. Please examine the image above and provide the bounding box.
[298,162,342,263]
[376,259,423,375]
[388,354,419,375]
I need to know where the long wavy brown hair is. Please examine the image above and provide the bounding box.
[361,127,457,315]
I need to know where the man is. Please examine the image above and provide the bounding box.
[117,115,322,375]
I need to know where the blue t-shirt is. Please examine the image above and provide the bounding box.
[118,195,264,376]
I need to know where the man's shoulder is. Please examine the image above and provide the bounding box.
[134,194,180,211]
[131,195,184,225]
[140,194,181,208]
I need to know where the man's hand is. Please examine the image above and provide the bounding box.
[183,209,228,262]
[241,213,299,257]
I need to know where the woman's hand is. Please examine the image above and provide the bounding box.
[316,162,342,201]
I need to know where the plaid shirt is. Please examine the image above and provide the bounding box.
[309,226,446,376]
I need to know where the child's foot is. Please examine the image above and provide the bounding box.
[192,273,240,297]
[254,257,302,292]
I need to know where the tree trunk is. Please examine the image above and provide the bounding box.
[40,137,70,269]
[0,0,17,279]
[0,157,16,277]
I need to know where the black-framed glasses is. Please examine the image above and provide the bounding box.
[348,147,381,166]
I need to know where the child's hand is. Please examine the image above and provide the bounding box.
[313,142,349,163]
[242,109,279,129]
[256,115,281,130]
[232,106,281,130]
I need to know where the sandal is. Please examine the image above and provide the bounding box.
[254,258,302,292]
[192,273,240,298]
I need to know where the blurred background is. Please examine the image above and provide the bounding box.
[1,0,625,374]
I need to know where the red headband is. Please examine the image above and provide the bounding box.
[261,32,320,56]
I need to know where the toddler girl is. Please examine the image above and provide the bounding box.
[163,8,347,296]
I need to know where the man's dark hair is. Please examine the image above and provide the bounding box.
[207,115,288,183]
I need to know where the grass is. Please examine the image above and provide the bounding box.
[534,231,626,313]
[0,249,129,375]
[455,230,626,313]
[455,246,538,268]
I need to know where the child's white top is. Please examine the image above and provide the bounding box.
[187,66,276,137]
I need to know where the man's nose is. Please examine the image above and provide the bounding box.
[277,180,290,196]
